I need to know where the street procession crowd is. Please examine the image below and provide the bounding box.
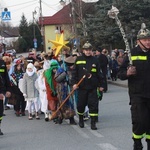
[0,23,150,150]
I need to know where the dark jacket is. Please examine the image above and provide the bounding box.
[72,54,104,89]
[97,54,108,75]
[118,45,150,99]
[0,59,11,93]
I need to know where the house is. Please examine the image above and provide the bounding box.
[40,0,96,52]
[0,27,19,51]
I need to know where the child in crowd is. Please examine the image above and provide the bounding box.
[22,63,40,120]
[36,67,49,121]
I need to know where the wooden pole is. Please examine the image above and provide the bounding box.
[50,75,86,120]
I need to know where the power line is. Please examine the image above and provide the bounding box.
[1,0,38,9]
[42,1,60,11]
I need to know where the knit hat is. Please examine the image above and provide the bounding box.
[27,63,34,70]
[96,46,102,52]
[14,58,22,66]
[137,23,150,40]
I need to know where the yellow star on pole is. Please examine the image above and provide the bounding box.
[48,33,69,56]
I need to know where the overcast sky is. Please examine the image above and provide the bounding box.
[0,0,97,27]
[0,0,63,26]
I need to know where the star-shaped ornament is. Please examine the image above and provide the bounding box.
[48,33,69,56]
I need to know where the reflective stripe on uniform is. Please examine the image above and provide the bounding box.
[76,61,86,65]
[145,134,150,140]
[77,111,84,115]
[132,133,145,139]
[89,113,98,117]
[0,69,5,72]
[0,116,2,121]
[131,56,147,61]
[91,68,97,72]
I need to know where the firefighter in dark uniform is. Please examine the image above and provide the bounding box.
[72,42,104,130]
[0,44,11,135]
[118,23,150,150]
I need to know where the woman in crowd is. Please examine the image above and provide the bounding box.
[9,59,26,116]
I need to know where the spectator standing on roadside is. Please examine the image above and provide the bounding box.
[117,50,125,68]
[95,47,108,92]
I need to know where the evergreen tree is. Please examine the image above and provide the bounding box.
[85,0,150,50]
[18,14,30,52]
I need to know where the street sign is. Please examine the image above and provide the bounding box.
[33,38,37,42]
[34,41,37,48]
[2,11,11,21]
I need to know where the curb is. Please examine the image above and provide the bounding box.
[108,80,128,88]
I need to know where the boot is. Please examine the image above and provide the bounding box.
[79,115,84,128]
[45,112,49,122]
[0,129,3,135]
[133,138,143,150]
[146,139,150,150]
[16,111,20,117]
[35,112,40,120]
[91,116,97,130]
[28,113,33,120]
[0,123,3,135]
[21,112,26,116]
[69,117,77,125]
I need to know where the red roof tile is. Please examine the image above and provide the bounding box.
[40,1,96,26]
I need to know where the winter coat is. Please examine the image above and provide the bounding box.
[118,45,150,99]
[22,72,39,98]
[72,54,104,89]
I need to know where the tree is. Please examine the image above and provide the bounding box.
[84,0,150,50]
[18,14,31,52]
[17,36,28,52]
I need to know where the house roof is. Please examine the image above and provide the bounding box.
[40,1,96,26]
[1,27,19,38]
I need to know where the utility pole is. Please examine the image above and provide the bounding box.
[71,0,80,51]
[39,0,45,52]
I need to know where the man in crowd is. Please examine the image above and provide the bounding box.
[72,41,104,130]
[0,43,11,135]
[95,47,108,92]
[118,23,150,150]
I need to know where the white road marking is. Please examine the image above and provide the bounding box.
[97,143,118,150]
[65,119,90,138]
[85,125,104,138]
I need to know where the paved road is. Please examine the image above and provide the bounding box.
[0,83,147,150]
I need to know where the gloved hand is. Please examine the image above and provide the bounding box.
[127,66,136,76]
[83,67,92,79]
[23,93,27,98]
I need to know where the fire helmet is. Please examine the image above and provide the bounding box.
[137,23,150,40]
[82,41,92,49]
